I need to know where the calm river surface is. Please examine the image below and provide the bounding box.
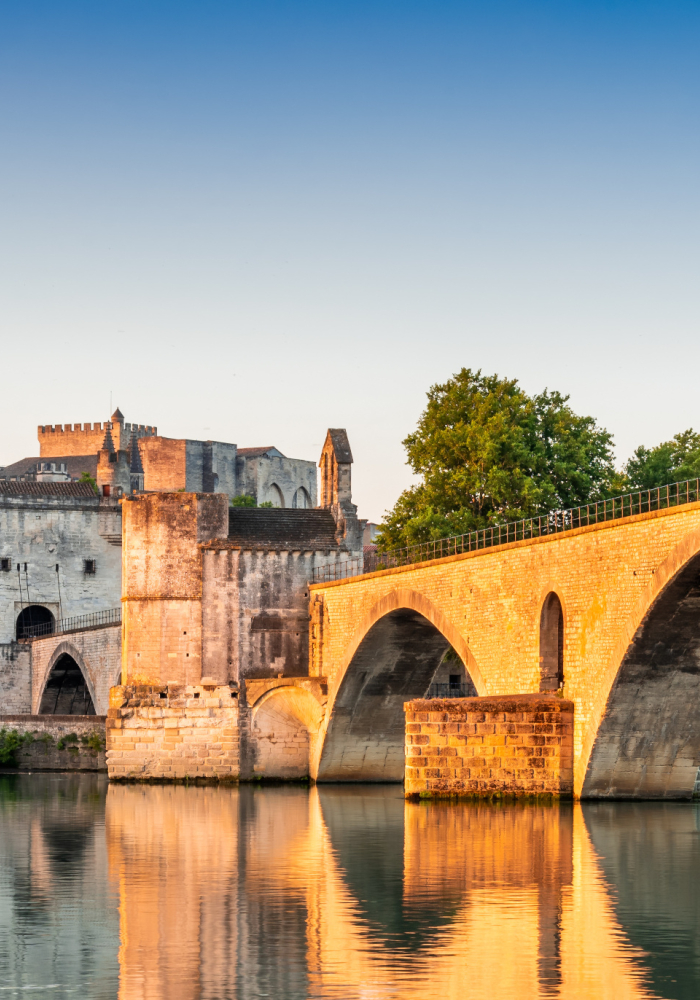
[0,774,698,999]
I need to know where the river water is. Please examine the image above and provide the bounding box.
[0,774,698,999]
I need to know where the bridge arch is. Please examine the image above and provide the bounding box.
[582,526,700,797]
[251,686,325,778]
[38,642,98,716]
[314,589,483,782]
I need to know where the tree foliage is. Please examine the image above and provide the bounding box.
[378,368,617,550]
[624,430,700,490]
[79,471,98,495]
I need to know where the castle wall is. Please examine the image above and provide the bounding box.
[38,422,156,458]
[139,437,187,492]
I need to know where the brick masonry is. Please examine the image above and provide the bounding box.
[106,684,240,781]
[404,694,574,797]
[0,714,106,770]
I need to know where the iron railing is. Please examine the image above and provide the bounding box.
[20,607,122,640]
[314,479,700,583]
[426,683,475,699]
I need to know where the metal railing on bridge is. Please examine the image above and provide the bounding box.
[20,607,122,640]
[314,478,700,583]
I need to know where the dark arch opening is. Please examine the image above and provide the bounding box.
[539,593,564,692]
[39,654,95,715]
[584,551,700,798]
[317,608,467,782]
[16,605,55,640]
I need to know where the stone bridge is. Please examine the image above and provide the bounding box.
[263,501,700,798]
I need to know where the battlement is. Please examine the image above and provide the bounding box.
[38,418,157,457]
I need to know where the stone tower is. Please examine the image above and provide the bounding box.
[318,429,364,550]
[96,425,131,498]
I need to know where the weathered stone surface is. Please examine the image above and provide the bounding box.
[404,695,574,798]
[106,684,240,781]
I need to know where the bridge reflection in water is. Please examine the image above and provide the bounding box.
[101,785,697,1000]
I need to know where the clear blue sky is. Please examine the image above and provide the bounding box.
[1,0,698,520]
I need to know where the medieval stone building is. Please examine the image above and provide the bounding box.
[0,420,363,738]
[1,407,316,506]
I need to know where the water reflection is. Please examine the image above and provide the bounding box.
[1,777,699,999]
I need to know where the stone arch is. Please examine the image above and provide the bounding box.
[292,486,311,509]
[251,686,325,778]
[265,483,285,508]
[539,592,564,692]
[39,643,97,715]
[16,604,54,639]
[581,528,700,798]
[314,589,483,782]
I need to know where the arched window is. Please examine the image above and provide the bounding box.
[539,592,564,691]
[16,605,55,640]
[292,487,311,509]
[39,653,95,715]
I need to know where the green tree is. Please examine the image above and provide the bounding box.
[79,471,98,494]
[378,368,616,550]
[624,429,700,490]
[230,494,257,507]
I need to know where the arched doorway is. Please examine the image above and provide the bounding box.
[16,605,55,639]
[584,551,700,797]
[317,608,461,782]
[39,654,96,715]
[539,593,564,691]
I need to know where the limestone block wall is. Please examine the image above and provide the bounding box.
[121,492,228,685]
[30,624,122,715]
[0,494,122,645]
[139,437,187,492]
[404,694,574,797]
[106,684,240,781]
[0,643,31,712]
[0,714,106,770]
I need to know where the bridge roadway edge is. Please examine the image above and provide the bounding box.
[309,501,700,797]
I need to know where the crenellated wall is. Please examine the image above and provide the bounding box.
[38,421,156,457]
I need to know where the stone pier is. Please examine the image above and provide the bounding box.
[106,684,240,781]
[404,694,574,798]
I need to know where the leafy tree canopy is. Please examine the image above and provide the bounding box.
[378,368,616,550]
[79,471,98,495]
[624,430,700,490]
[230,494,257,507]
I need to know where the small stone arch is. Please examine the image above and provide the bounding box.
[292,486,311,509]
[38,642,99,716]
[539,592,564,691]
[265,483,285,508]
[16,605,55,639]
[251,686,325,778]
